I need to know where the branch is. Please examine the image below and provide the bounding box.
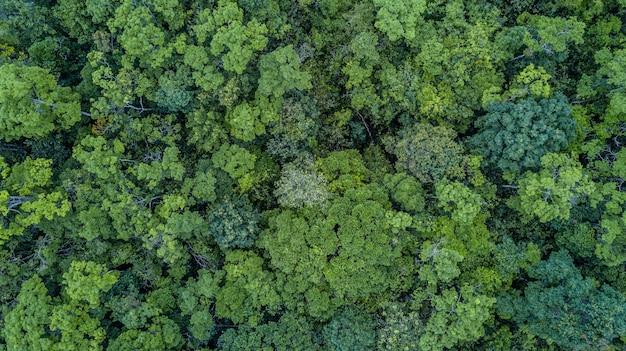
[509,54,526,62]
[31,98,91,116]
[8,196,32,210]
[501,185,520,189]
[124,97,152,114]
[355,110,373,139]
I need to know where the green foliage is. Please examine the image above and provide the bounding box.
[211,143,256,180]
[274,161,331,208]
[417,240,464,288]
[63,261,119,308]
[210,0,268,74]
[385,123,466,184]
[471,93,576,173]
[3,275,54,350]
[259,183,404,319]
[417,285,495,350]
[0,63,81,141]
[266,95,320,161]
[499,250,626,350]
[218,312,320,351]
[377,302,422,351]
[106,316,184,351]
[208,196,261,251]
[517,13,585,55]
[178,269,223,342]
[2,0,625,349]
[383,172,425,213]
[373,0,426,41]
[436,180,484,225]
[0,157,71,244]
[257,45,312,98]
[215,250,281,325]
[412,19,506,131]
[512,152,595,223]
[323,306,376,351]
[72,136,125,180]
[49,301,106,350]
[315,149,371,194]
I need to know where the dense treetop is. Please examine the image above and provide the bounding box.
[1,0,626,350]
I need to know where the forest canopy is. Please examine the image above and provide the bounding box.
[1,0,626,350]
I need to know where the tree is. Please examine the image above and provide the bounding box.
[211,143,256,181]
[106,316,184,351]
[62,260,119,308]
[417,285,495,351]
[517,13,585,57]
[384,123,466,184]
[511,152,595,223]
[377,302,422,351]
[208,196,261,251]
[0,63,81,141]
[177,269,223,342]
[259,183,406,319]
[0,157,71,244]
[315,149,371,194]
[215,250,281,326]
[274,161,331,208]
[323,306,376,351]
[218,312,320,351]
[383,172,425,213]
[3,275,54,351]
[498,250,626,350]
[471,93,576,173]
[373,0,426,41]
[209,0,268,74]
[435,180,484,225]
[256,45,312,98]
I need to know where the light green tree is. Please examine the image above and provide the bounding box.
[62,261,119,308]
[436,180,484,225]
[0,157,71,244]
[373,0,426,41]
[257,45,312,98]
[511,152,595,223]
[210,0,268,74]
[0,63,81,141]
[3,275,54,351]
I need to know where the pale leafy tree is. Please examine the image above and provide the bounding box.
[274,161,331,208]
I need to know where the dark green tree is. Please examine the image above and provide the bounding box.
[471,93,576,174]
[498,250,626,350]
[323,306,376,351]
